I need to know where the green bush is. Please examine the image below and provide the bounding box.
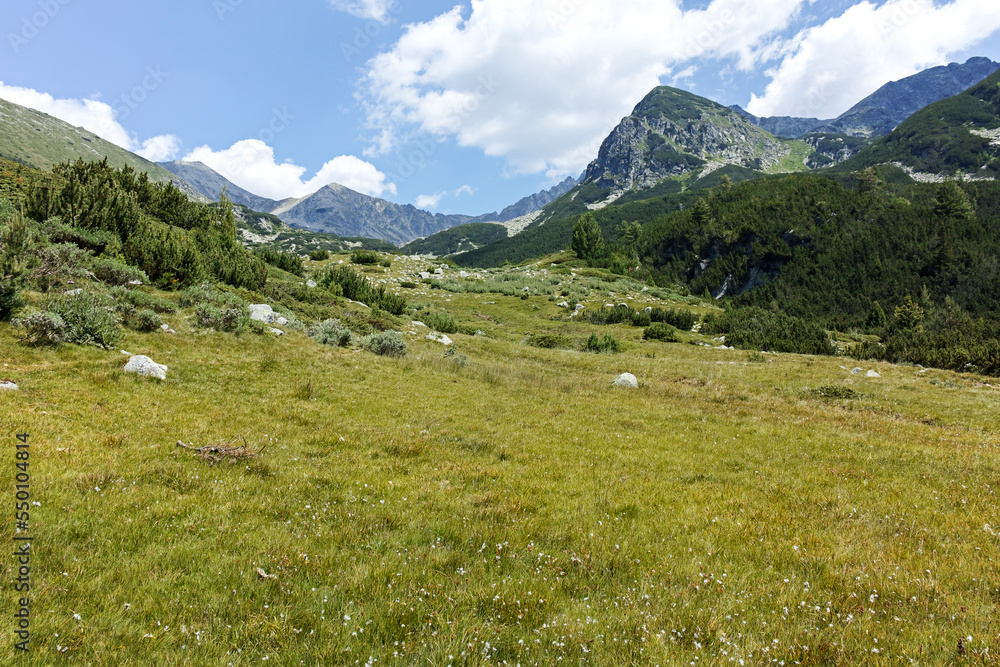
[108,286,177,314]
[527,333,572,349]
[643,322,679,342]
[584,332,622,354]
[12,311,66,345]
[363,331,407,357]
[310,319,354,347]
[22,292,124,349]
[92,257,149,286]
[308,249,330,261]
[630,310,652,327]
[254,246,304,277]
[127,309,163,332]
[701,307,835,355]
[423,310,458,334]
[29,243,92,292]
[350,249,382,265]
[317,265,408,316]
[650,307,699,331]
[195,301,249,332]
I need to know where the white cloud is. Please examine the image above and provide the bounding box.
[0,82,181,161]
[360,0,806,178]
[183,140,396,200]
[329,0,394,23]
[415,192,445,209]
[747,0,1000,118]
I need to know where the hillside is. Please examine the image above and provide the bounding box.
[400,222,508,256]
[841,69,1000,178]
[735,57,1000,138]
[0,97,206,201]
[160,160,280,212]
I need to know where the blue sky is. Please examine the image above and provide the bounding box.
[2,0,1000,216]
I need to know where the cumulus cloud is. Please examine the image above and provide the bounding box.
[747,0,1000,118]
[415,185,475,211]
[329,0,395,23]
[0,82,181,161]
[183,140,396,200]
[360,0,806,178]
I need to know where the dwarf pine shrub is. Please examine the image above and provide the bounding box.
[643,322,679,342]
[584,332,622,354]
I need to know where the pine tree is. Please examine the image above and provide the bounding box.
[571,213,604,261]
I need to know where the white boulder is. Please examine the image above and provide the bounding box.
[867,370,881,378]
[124,355,167,381]
[0,380,18,391]
[427,333,454,345]
[613,373,639,389]
[248,304,277,323]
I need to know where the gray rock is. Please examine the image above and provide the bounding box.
[124,355,167,381]
[248,304,277,323]
[65,289,83,296]
[851,367,864,375]
[128,279,143,286]
[434,268,444,275]
[644,306,653,313]
[522,286,530,293]
[557,301,570,308]
[613,373,639,389]
[575,304,586,311]
[268,327,285,336]
[411,321,428,328]
[0,380,18,391]
[306,279,317,288]
[275,317,289,326]
[459,271,470,278]
[867,370,881,378]
[160,324,177,334]
[427,333,454,345]
[419,272,431,280]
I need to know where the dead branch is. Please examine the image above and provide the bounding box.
[175,434,267,465]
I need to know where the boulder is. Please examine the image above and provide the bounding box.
[65,288,83,296]
[434,268,444,275]
[459,271,470,278]
[306,279,317,288]
[557,301,570,308]
[851,367,864,375]
[124,355,167,381]
[420,272,431,280]
[644,307,653,314]
[427,333,454,346]
[275,317,289,326]
[160,324,177,334]
[613,373,639,389]
[867,370,881,378]
[268,327,285,336]
[128,279,143,286]
[0,380,18,391]
[575,304,586,311]
[248,304,277,323]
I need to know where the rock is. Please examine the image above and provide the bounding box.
[613,373,639,389]
[248,304,277,323]
[275,317,289,326]
[420,272,431,280]
[644,306,653,313]
[268,327,285,336]
[0,380,17,391]
[851,367,864,375]
[427,333,454,346]
[575,304,586,311]
[460,271,469,278]
[123,355,167,381]
[411,321,428,328]
[434,268,444,275]
[557,301,570,308]
[346,299,369,309]
[65,288,83,296]
[522,286,530,293]
[128,279,143,286]
[160,324,177,334]
[867,370,881,378]
[306,279,317,288]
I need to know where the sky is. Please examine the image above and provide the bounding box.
[2,0,1000,216]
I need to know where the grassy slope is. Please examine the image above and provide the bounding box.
[0,98,179,186]
[2,255,1000,665]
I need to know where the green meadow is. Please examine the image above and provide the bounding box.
[2,254,1000,665]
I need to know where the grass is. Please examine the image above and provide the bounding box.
[2,254,1000,664]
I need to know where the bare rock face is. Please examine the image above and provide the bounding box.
[124,355,167,381]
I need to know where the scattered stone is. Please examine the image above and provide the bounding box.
[121,350,132,356]
[867,370,881,378]
[160,324,177,334]
[644,306,653,313]
[306,279,317,288]
[420,272,431,280]
[268,327,285,336]
[248,304,278,323]
[128,279,143,286]
[851,367,864,375]
[427,333,454,346]
[434,268,444,275]
[613,373,639,389]
[275,317,289,326]
[575,304,585,311]
[557,301,570,308]
[123,355,167,381]
[65,288,83,296]
[346,299,370,309]
[522,286,530,293]
[0,380,18,391]
[460,271,470,278]
[411,321,428,328]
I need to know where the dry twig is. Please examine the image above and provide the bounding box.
[175,434,266,464]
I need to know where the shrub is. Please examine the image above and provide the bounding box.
[701,307,834,355]
[643,322,679,342]
[22,292,124,349]
[318,265,408,316]
[350,249,382,265]
[254,246,304,277]
[12,311,66,346]
[30,243,91,292]
[423,310,458,334]
[310,319,354,347]
[650,307,700,331]
[195,301,249,332]
[108,286,178,314]
[527,333,572,349]
[363,331,407,357]
[127,308,163,332]
[91,257,149,286]
[584,332,622,354]
[308,249,330,261]
[40,218,117,254]
[399,281,417,289]
[630,310,652,327]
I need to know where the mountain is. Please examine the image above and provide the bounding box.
[159,161,279,212]
[583,86,810,196]
[485,175,581,222]
[842,68,1000,178]
[734,57,1000,139]
[0,96,206,202]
